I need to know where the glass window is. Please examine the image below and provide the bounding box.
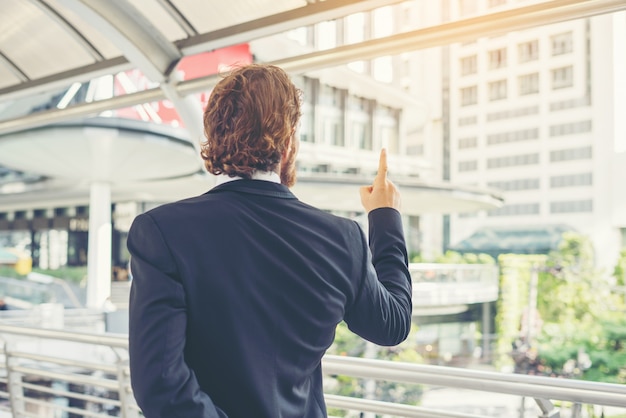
[550,200,593,213]
[350,96,372,150]
[461,86,478,106]
[375,104,399,153]
[460,55,477,76]
[317,20,337,50]
[518,40,539,63]
[458,160,478,172]
[373,56,393,83]
[458,137,477,149]
[299,77,316,143]
[489,80,507,101]
[488,48,507,69]
[551,32,573,55]
[552,66,573,89]
[488,203,540,217]
[550,173,593,188]
[519,73,539,95]
[373,6,393,38]
[549,146,592,162]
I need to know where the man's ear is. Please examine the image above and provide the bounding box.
[281,135,293,160]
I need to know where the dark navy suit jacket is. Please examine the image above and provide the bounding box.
[127,179,412,417]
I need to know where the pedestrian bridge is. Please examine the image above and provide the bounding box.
[0,313,624,418]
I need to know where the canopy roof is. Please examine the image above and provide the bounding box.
[450,225,577,258]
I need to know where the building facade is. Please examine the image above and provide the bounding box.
[447,1,626,269]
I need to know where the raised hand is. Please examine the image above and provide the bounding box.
[359,148,401,213]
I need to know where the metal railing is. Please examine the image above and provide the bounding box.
[0,324,624,418]
[409,263,500,309]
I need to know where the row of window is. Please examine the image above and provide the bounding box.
[459,32,573,75]
[460,66,574,105]
[457,121,592,147]
[487,128,539,145]
[486,199,593,216]
[459,103,589,126]
[486,173,593,191]
[458,146,593,170]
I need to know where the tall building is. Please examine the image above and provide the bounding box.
[447,1,626,269]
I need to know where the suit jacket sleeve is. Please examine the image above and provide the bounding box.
[344,207,412,346]
[127,213,227,418]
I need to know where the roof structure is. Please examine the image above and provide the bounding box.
[449,224,577,258]
[0,0,624,215]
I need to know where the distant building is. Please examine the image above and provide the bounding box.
[446,1,626,269]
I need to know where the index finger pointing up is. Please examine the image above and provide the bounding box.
[375,148,388,184]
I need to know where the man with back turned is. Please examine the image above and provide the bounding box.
[127,63,412,417]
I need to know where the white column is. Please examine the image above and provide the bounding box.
[87,181,112,309]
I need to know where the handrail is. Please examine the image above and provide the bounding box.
[322,355,626,408]
[0,324,624,417]
[0,323,127,348]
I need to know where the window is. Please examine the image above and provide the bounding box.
[487,128,539,145]
[488,178,540,191]
[519,73,539,95]
[460,55,477,75]
[375,104,400,153]
[487,106,539,121]
[518,40,538,62]
[345,13,367,73]
[552,66,573,89]
[461,86,478,106]
[550,200,592,213]
[488,48,507,69]
[458,160,478,172]
[489,80,507,101]
[319,84,345,146]
[549,146,592,162]
[459,116,477,126]
[317,20,337,50]
[350,96,372,150]
[458,137,477,149]
[551,32,573,56]
[550,173,592,188]
[299,77,316,143]
[549,120,592,136]
[487,153,539,169]
[488,203,540,217]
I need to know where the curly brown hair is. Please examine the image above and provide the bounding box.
[201,64,302,178]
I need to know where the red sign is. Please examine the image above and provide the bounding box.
[113,44,253,127]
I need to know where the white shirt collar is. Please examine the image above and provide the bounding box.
[215,170,281,186]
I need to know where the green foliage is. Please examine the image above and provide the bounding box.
[0,266,25,279]
[498,233,626,383]
[613,249,626,287]
[494,254,547,370]
[326,323,423,416]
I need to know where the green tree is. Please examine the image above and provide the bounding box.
[531,234,625,382]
